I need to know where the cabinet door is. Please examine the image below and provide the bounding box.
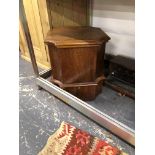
[22,0,50,68]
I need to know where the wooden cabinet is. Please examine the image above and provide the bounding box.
[45,26,110,100]
[19,0,90,69]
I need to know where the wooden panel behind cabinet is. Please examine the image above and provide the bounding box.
[63,0,75,26]
[22,0,50,69]
[72,0,89,26]
[48,0,89,28]
[50,0,64,27]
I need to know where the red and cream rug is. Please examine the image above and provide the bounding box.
[38,122,127,155]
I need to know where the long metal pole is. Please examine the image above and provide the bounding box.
[19,0,39,76]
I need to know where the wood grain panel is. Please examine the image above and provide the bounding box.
[19,18,29,58]
[22,0,50,67]
[50,0,64,27]
[63,0,75,26]
[72,0,88,26]
[48,0,89,27]
[37,0,51,64]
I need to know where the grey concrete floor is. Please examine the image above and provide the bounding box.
[19,58,135,155]
[88,87,135,130]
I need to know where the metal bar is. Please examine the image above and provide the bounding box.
[19,0,39,77]
[36,77,135,146]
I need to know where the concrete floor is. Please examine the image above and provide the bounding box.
[19,58,135,155]
[88,86,135,130]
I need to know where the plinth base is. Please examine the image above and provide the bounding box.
[51,76,105,101]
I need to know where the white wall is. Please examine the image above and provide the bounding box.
[92,0,135,58]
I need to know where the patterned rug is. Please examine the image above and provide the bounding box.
[38,122,127,155]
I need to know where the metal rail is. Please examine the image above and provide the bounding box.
[19,0,135,146]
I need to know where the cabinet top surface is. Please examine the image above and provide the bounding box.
[45,26,110,47]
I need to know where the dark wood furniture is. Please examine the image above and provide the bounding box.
[109,55,135,85]
[45,26,110,100]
